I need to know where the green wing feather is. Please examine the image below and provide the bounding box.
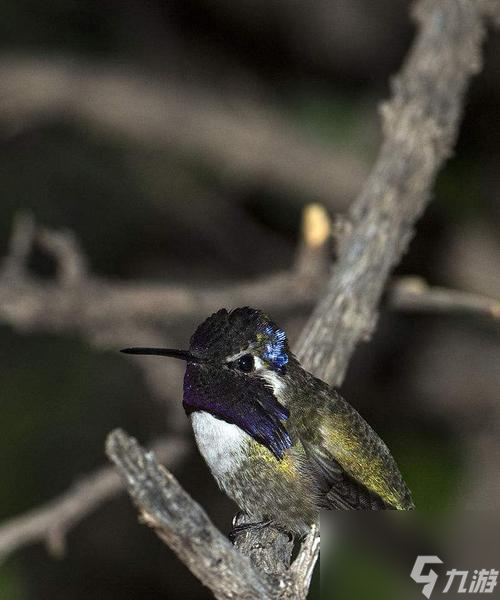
[292,383,414,510]
[317,394,414,509]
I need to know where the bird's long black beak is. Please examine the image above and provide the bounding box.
[120,347,197,362]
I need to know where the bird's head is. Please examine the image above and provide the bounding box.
[121,307,293,459]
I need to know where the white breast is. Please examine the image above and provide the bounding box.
[190,411,249,483]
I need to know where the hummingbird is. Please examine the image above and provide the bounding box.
[122,307,414,536]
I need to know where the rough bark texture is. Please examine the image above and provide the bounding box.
[297,0,487,385]
[234,0,492,589]
[106,2,496,598]
[106,431,276,600]
[0,0,497,598]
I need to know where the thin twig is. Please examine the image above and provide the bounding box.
[388,276,500,321]
[2,212,35,279]
[288,522,321,592]
[37,226,88,286]
[0,437,188,564]
[0,213,328,338]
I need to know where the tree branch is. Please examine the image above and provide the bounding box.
[1,1,497,598]
[2,212,36,280]
[1,214,497,363]
[388,277,500,321]
[297,0,489,384]
[0,206,331,420]
[0,212,329,342]
[236,0,494,588]
[0,437,188,564]
[105,2,496,598]
[106,430,277,600]
[0,54,366,209]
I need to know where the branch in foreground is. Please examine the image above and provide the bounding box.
[238,0,495,584]
[106,429,317,600]
[105,429,276,600]
[3,1,497,596]
[0,437,188,565]
[105,2,496,598]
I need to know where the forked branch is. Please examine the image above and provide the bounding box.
[106,2,497,598]
[0,0,497,597]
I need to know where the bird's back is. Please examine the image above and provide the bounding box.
[288,372,415,511]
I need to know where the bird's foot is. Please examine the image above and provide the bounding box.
[229,520,294,543]
[271,523,295,543]
[228,519,271,543]
[231,510,246,527]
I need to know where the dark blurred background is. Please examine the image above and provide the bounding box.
[0,1,499,598]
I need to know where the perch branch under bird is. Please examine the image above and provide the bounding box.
[0,2,498,599]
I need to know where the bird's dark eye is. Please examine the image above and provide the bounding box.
[236,354,254,372]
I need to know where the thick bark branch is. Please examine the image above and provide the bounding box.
[1,1,497,598]
[297,0,488,385]
[236,0,493,588]
[106,430,276,600]
[106,429,316,600]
